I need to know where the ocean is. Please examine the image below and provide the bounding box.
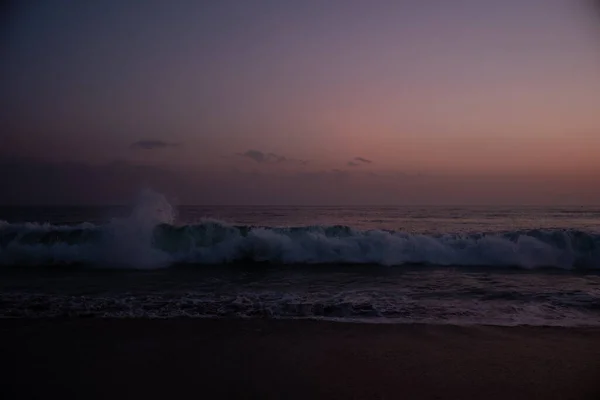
[1,191,599,325]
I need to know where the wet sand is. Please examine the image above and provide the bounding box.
[2,319,600,399]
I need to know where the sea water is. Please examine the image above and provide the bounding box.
[1,190,599,325]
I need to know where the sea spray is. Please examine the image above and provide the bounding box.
[97,189,176,268]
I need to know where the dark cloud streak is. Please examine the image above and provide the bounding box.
[347,157,373,167]
[236,150,307,165]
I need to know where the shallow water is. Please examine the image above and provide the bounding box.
[1,266,599,325]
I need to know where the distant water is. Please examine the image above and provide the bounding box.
[0,191,599,325]
[2,203,600,233]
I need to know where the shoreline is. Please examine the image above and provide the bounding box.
[3,319,600,399]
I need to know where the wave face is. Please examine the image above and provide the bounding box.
[1,220,599,269]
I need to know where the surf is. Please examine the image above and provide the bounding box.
[0,191,598,269]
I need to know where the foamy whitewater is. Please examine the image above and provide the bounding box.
[1,190,599,325]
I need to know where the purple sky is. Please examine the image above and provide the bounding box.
[1,0,599,204]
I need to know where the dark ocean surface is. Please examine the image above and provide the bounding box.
[1,191,599,325]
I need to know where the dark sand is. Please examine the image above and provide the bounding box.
[2,319,600,399]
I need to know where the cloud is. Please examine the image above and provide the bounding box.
[347,157,373,167]
[354,157,372,164]
[130,140,179,150]
[236,150,307,165]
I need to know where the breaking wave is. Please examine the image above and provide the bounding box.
[2,221,600,269]
[1,190,599,269]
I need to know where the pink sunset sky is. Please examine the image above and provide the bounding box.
[1,0,599,204]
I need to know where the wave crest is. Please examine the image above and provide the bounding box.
[0,219,599,269]
[1,189,598,269]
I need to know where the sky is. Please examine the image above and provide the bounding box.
[1,0,599,205]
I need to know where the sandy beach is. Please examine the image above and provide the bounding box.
[2,319,600,399]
